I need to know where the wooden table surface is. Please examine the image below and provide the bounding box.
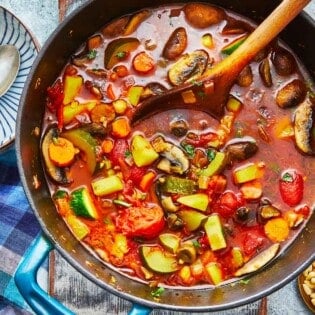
[2,0,314,314]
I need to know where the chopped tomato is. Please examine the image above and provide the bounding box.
[279,170,304,206]
[213,191,239,218]
[109,139,129,166]
[242,228,265,256]
[128,166,148,185]
[116,204,165,239]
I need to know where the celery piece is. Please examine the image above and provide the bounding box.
[233,163,259,184]
[231,247,244,268]
[204,214,227,251]
[221,35,248,55]
[200,152,227,177]
[63,101,96,124]
[65,215,90,240]
[205,262,223,285]
[92,175,124,196]
[128,85,144,106]
[177,193,209,211]
[178,210,207,231]
[226,97,242,113]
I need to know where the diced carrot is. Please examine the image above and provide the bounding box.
[114,65,129,77]
[48,137,76,167]
[55,197,72,216]
[133,51,155,73]
[274,116,294,139]
[240,180,263,200]
[101,139,114,154]
[111,117,131,138]
[107,83,116,100]
[139,171,156,192]
[264,217,290,242]
[87,34,102,50]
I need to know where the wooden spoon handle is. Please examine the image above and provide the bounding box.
[209,0,311,78]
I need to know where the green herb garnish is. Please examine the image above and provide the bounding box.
[124,150,132,158]
[239,278,250,285]
[151,287,165,298]
[282,172,293,182]
[116,51,127,59]
[87,49,97,60]
[206,149,216,162]
[182,143,195,158]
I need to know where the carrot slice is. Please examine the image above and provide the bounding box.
[139,171,156,192]
[111,117,131,138]
[264,217,290,242]
[48,137,76,167]
[101,139,114,154]
[133,51,155,73]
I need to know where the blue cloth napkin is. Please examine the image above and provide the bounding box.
[0,146,41,313]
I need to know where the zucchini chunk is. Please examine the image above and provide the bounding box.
[140,246,179,273]
[70,187,99,219]
[204,214,227,251]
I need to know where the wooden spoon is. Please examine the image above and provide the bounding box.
[131,0,310,124]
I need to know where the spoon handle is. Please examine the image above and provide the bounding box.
[208,0,311,79]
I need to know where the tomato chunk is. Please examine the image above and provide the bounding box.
[116,204,165,239]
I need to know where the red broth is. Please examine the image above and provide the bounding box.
[41,3,315,288]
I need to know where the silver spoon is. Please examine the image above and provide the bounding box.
[0,44,20,97]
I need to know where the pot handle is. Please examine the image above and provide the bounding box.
[15,234,153,315]
[14,234,75,315]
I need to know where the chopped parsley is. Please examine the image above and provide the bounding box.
[192,239,201,248]
[282,172,293,182]
[206,149,216,162]
[151,287,165,298]
[124,150,132,158]
[87,49,97,60]
[239,278,250,285]
[116,51,127,59]
[181,143,195,158]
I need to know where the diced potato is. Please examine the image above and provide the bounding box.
[177,193,209,211]
[131,134,159,167]
[92,175,124,196]
[63,75,83,105]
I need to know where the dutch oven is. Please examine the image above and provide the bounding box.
[14,0,315,314]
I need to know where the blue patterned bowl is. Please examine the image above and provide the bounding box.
[0,6,38,150]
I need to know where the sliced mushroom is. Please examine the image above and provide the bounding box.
[294,98,315,155]
[259,204,281,220]
[224,137,258,162]
[276,79,307,108]
[123,10,152,36]
[177,241,197,264]
[167,213,184,230]
[168,50,209,86]
[184,3,225,29]
[236,65,253,87]
[152,136,189,174]
[234,243,280,277]
[102,16,130,38]
[141,82,168,100]
[163,27,187,60]
[170,119,189,137]
[271,46,297,76]
[41,127,72,185]
[222,17,253,35]
[259,58,273,87]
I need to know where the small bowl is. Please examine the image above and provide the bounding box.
[0,6,39,150]
[298,263,315,314]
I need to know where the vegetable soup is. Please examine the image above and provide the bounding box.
[41,3,315,289]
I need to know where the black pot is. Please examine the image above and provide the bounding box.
[15,0,315,313]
